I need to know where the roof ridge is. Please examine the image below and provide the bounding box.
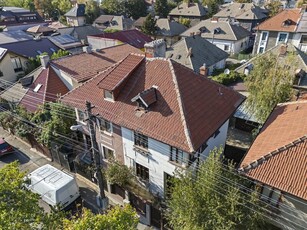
[43,66,50,103]
[167,59,194,152]
[277,99,307,106]
[239,135,307,172]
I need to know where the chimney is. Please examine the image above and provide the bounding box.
[199,64,208,77]
[144,39,166,58]
[40,55,49,69]
[83,46,92,54]
[279,44,287,56]
[211,17,218,23]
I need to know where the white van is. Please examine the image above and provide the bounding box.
[27,164,80,210]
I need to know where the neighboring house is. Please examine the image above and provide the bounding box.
[168,1,207,26]
[0,48,28,89]
[181,18,251,54]
[0,30,32,45]
[239,99,307,230]
[48,35,84,54]
[155,18,187,47]
[26,25,55,36]
[65,3,86,27]
[0,55,69,113]
[253,8,303,54]
[88,29,152,50]
[0,7,45,31]
[60,52,244,225]
[134,17,146,30]
[51,44,143,90]
[214,2,268,32]
[0,38,60,86]
[165,35,228,75]
[57,25,102,44]
[93,15,134,31]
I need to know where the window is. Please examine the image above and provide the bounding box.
[224,45,230,51]
[98,118,112,133]
[104,90,113,100]
[102,146,114,160]
[11,57,23,72]
[259,47,264,54]
[198,143,208,153]
[276,32,288,45]
[0,70,3,77]
[134,132,148,149]
[136,163,149,181]
[300,35,307,44]
[77,109,86,122]
[170,146,185,164]
[261,31,268,41]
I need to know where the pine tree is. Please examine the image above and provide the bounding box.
[141,14,156,36]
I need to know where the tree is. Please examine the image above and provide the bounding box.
[0,162,64,230]
[51,0,71,18]
[63,205,139,230]
[166,147,265,230]
[77,0,101,24]
[154,0,169,18]
[51,49,70,60]
[179,17,191,27]
[265,0,282,17]
[141,13,156,36]
[245,53,296,123]
[101,0,124,15]
[34,0,53,18]
[125,0,147,20]
[202,0,223,17]
[297,0,307,8]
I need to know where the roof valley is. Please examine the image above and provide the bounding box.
[168,59,194,152]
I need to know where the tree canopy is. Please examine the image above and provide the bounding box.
[141,13,156,36]
[154,0,169,18]
[101,0,124,15]
[166,147,265,230]
[245,53,296,123]
[265,0,282,17]
[125,0,147,20]
[202,0,223,17]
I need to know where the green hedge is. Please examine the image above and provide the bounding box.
[210,71,245,86]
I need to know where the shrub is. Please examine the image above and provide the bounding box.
[211,71,245,85]
[105,162,133,187]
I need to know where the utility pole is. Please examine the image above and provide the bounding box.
[86,101,108,211]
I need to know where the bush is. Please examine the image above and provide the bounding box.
[105,162,133,187]
[211,71,245,86]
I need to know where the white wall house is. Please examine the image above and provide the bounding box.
[210,37,249,55]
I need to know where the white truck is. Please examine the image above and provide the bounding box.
[27,164,80,210]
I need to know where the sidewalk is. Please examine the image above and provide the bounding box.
[0,127,152,229]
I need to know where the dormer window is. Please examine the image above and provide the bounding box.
[131,87,158,112]
[104,90,114,101]
[282,19,292,27]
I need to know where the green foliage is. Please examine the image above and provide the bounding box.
[63,205,139,230]
[34,0,53,18]
[245,53,296,123]
[178,17,190,27]
[265,0,282,17]
[101,0,124,15]
[51,0,71,19]
[125,0,147,20]
[211,71,245,85]
[202,0,223,17]
[297,0,307,7]
[105,162,133,187]
[154,0,169,18]
[235,0,252,3]
[83,0,101,24]
[166,147,265,230]
[51,49,70,60]
[103,28,120,33]
[141,13,156,36]
[0,162,64,230]
[25,52,48,75]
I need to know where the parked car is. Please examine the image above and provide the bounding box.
[27,164,80,210]
[0,138,14,157]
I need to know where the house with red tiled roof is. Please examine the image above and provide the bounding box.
[51,44,143,90]
[239,100,307,230]
[252,8,307,54]
[0,55,69,113]
[61,52,244,225]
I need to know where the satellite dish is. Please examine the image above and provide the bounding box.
[224,68,230,74]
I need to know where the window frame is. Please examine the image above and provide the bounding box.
[134,132,148,150]
[102,145,114,160]
[11,57,23,73]
[169,146,184,164]
[276,32,289,45]
[98,117,112,134]
[136,162,149,182]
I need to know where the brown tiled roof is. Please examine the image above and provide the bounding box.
[51,44,143,83]
[240,101,307,200]
[19,66,69,112]
[138,87,157,107]
[255,9,302,32]
[97,54,145,91]
[61,54,244,152]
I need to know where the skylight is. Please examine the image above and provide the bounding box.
[33,83,42,92]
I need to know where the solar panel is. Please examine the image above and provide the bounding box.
[20,75,33,87]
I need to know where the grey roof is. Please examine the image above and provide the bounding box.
[134,17,146,28]
[215,3,268,20]
[181,19,250,41]
[65,4,85,17]
[48,35,83,50]
[0,67,42,103]
[2,7,30,13]
[234,100,260,123]
[57,25,102,42]
[169,2,207,17]
[0,30,32,45]
[0,38,60,58]
[156,18,187,37]
[93,15,134,31]
[166,36,228,73]
[236,43,307,74]
[296,12,307,33]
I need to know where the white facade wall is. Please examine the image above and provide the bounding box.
[122,119,229,197]
[88,37,121,50]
